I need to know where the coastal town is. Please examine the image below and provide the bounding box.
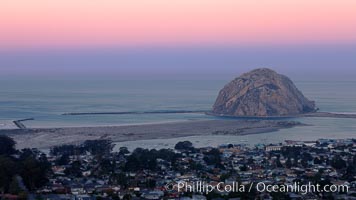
[2,0,356,200]
[0,136,356,200]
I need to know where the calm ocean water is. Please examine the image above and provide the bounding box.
[1,80,356,148]
[0,80,222,128]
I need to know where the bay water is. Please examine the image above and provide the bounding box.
[1,80,355,149]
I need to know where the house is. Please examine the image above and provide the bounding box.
[75,194,96,200]
[265,145,282,152]
[142,190,164,200]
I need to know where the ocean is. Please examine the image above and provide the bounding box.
[1,80,356,149]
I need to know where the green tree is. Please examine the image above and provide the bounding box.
[55,154,70,165]
[20,156,49,190]
[203,148,222,167]
[114,172,129,188]
[0,135,16,155]
[331,155,346,170]
[174,141,193,151]
[9,177,22,195]
[65,160,82,177]
[119,147,130,155]
[285,157,292,168]
[83,140,114,155]
[314,157,322,164]
[275,155,283,168]
[0,156,17,192]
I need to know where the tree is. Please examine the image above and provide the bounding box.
[247,157,255,165]
[50,144,78,156]
[83,140,114,155]
[112,172,129,188]
[119,147,130,155]
[123,147,181,172]
[147,159,157,171]
[123,194,132,200]
[275,156,283,168]
[220,173,231,181]
[20,156,50,191]
[0,156,17,192]
[301,152,313,168]
[314,157,322,165]
[285,157,292,168]
[125,154,141,171]
[124,148,157,171]
[189,160,204,171]
[56,154,70,166]
[9,177,22,195]
[239,164,248,171]
[146,179,156,189]
[174,141,193,151]
[65,160,82,177]
[203,148,222,167]
[345,165,356,178]
[331,155,346,170]
[0,135,16,155]
[97,159,115,175]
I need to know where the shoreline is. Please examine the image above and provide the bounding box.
[3,111,355,131]
[0,119,303,149]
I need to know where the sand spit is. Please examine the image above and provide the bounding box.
[0,119,302,149]
[300,112,356,118]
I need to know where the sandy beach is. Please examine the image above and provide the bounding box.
[0,119,302,149]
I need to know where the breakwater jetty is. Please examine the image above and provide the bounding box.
[13,118,34,129]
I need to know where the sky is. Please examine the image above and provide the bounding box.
[1,0,356,80]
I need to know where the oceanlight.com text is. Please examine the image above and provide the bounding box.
[165,181,349,195]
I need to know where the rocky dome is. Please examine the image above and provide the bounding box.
[212,68,316,117]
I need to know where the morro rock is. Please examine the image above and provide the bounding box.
[212,68,316,117]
